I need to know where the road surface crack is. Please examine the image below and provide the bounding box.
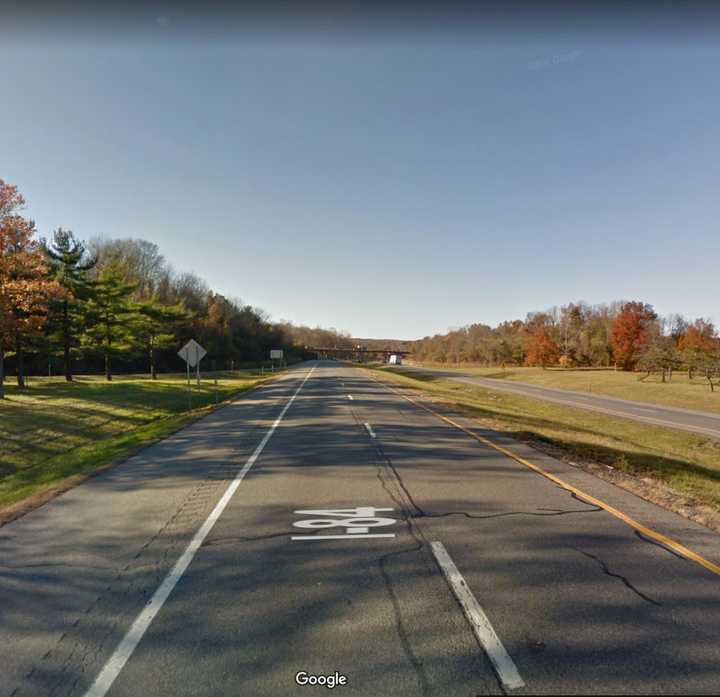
[633,530,687,561]
[346,397,442,695]
[570,547,662,606]
[377,545,432,697]
[368,428,601,522]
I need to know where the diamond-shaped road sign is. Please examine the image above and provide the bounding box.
[178,339,207,368]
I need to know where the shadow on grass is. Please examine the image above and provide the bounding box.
[0,377,274,484]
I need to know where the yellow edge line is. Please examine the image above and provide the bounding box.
[366,370,720,578]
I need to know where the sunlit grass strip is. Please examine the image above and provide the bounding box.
[411,363,720,414]
[0,371,279,514]
[0,409,199,510]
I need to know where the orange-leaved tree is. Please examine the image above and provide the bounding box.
[525,324,560,368]
[0,178,62,395]
[678,319,717,378]
[609,301,658,370]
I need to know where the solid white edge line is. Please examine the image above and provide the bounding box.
[430,541,526,691]
[84,366,316,697]
[291,534,396,540]
[364,422,376,438]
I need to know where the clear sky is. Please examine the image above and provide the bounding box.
[2,5,718,339]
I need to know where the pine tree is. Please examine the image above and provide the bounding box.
[43,228,97,381]
[131,299,188,379]
[82,264,136,381]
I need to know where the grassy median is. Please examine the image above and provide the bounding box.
[410,363,720,414]
[0,371,279,514]
[366,365,720,515]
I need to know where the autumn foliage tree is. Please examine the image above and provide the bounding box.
[6,175,718,385]
[0,178,327,383]
[0,180,61,395]
[609,301,658,370]
[525,324,560,368]
[678,319,717,378]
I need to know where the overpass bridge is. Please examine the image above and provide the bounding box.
[306,346,412,362]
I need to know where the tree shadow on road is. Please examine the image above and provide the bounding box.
[1,369,719,696]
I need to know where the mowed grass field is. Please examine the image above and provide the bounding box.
[410,363,720,414]
[368,365,720,514]
[0,371,278,512]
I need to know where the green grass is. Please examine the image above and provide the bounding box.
[410,363,720,414]
[0,370,280,510]
[367,365,720,511]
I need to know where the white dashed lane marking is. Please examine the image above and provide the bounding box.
[431,541,525,691]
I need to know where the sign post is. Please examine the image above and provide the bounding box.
[270,349,283,372]
[178,339,207,409]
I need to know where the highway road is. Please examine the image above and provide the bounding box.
[1,361,720,696]
[400,365,720,440]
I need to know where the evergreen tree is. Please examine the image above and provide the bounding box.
[42,228,97,381]
[83,264,136,381]
[131,299,188,379]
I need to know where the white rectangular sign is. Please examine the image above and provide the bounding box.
[270,349,283,360]
[178,339,207,368]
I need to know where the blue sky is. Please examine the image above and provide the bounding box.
[2,17,718,339]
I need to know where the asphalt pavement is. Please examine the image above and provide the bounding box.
[1,361,719,696]
[399,365,720,440]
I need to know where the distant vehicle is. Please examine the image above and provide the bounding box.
[388,354,402,365]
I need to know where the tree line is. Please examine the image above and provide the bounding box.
[0,178,349,397]
[5,175,717,393]
[412,301,720,388]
